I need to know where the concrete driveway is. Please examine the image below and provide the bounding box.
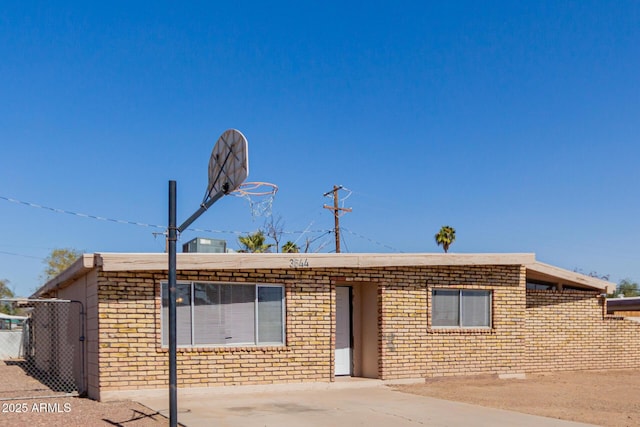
[133,381,597,427]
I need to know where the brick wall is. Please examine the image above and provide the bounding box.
[525,291,640,372]
[97,269,333,392]
[420,265,526,378]
[93,264,640,395]
[95,264,532,391]
[330,265,527,380]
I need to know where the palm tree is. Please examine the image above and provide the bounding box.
[434,226,456,253]
[281,241,300,253]
[237,230,273,253]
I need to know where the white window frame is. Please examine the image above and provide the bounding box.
[431,289,492,329]
[161,281,286,348]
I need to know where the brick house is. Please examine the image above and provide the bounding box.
[607,296,640,316]
[32,252,640,401]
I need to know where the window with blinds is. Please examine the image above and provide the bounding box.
[161,282,285,347]
[432,289,491,328]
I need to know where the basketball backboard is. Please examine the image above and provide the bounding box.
[168,128,248,427]
[206,129,249,198]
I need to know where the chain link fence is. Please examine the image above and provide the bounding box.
[0,299,85,400]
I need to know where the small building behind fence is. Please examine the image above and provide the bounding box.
[0,312,28,360]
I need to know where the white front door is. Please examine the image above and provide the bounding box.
[335,286,352,376]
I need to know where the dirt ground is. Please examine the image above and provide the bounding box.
[3,360,640,427]
[0,361,168,426]
[0,397,169,426]
[394,369,640,427]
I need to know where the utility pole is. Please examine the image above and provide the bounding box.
[323,185,352,253]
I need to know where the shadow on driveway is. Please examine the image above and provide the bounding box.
[134,383,598,427]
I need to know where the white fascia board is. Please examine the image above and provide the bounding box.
[526,261,615,293]
[95,252,535,272]
[31,254,95,298]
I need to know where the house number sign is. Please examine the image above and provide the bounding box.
[289,258,309,268]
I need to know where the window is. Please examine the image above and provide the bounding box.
[432,289,491,328]
[526,279,557,290]
[161,282,285,347]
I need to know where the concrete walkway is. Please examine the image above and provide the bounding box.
[131,381,598,427]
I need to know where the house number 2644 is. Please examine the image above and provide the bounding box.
[289,258,309,268]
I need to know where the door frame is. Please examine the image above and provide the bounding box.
[335,286,353,376]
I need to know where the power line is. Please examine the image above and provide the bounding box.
[0,250,45,260]
[341,227,403,253]
[336,186,353,209]
[0,195,398,253]
[341,231,350,253]
[0,195,331,238]
[0,195,167,230]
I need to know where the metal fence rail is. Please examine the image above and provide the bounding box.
[0,299,85,400]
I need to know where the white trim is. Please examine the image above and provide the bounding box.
[432,289,492,329]
[31,254,95,297]
[526,261,614,293]
[33,252,616,297]
[0,312,28,320]
[95,252,536,272]
[335,286,352,376]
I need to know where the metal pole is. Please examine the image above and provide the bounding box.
[168,180,178,427]
[178,189,226,233]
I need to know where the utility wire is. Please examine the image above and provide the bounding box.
[0,195,399,253]
[0,195,167,230]
[341,232,350,253]
[0,250,45,260]
[341,227,403,253]
[0,195,330,236]
[338,186,353,207]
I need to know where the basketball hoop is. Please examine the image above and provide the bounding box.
[231,181,278,219]
[206,129,249,199]
[168,127,249,427]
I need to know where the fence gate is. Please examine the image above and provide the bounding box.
[0,299,85,400]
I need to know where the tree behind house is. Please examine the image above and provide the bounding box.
[264,215,284,253]
[237,231,274,253]
[0,279,15,315]
[616,278,640,297]
[42,248,82,281]
[282,241,300,253]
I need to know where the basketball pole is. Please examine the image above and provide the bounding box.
[168,181,178,427]
[167,181,227,427]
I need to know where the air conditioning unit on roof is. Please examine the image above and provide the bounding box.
[182,237,226,253]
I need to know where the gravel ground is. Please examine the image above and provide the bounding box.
[394,369,640,427]
[1,398,169,426]
[4,359,640,426]
[0,361,168,426]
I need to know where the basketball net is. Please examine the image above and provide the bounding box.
[231,182,278,220]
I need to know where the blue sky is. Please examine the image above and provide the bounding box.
[1,1,638,297]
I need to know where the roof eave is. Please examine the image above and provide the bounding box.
[95,252,536,272]
[31,254,96,298]
[526,261,615,293]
